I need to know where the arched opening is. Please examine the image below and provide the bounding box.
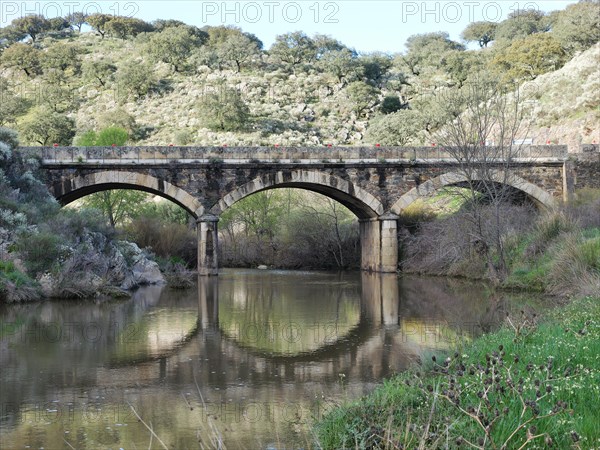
[210,170,384,219]
[391,171,556,214]
[205,171,396,274]
[52,170,204,218]
[390,171,557,278]
[55,171,202,275]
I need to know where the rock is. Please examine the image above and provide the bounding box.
[116,241,165,290]
[257,265,268,270]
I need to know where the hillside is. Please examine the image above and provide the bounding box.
[524,43,600,150]
[0,4,598,148]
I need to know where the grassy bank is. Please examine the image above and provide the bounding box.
[314,295,600,449]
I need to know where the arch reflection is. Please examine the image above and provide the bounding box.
[198,270,402,358]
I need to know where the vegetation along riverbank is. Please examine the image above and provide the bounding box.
[314,294,600,449]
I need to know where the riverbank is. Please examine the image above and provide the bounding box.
[314,294,600,448]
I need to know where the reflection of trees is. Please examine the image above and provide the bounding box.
[217,271,362,354]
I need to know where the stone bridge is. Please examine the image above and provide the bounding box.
[31,145,599,274]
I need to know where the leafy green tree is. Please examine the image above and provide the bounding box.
[105,17,153,39]
[82,58,117,87]
[461,21,498,47]
[204,25,261,48]
[146,25,205,72]
[0,26,27,46]
[216,33,262,73]
[379,95,403,114]
[38,74,79,113]
[11,15,50,42]
[442,50,486,87]
[270,31,316,72]
[116,62,157,100]
[318,48,361,84]
[365,110,426,145]
[48,17,71,33]
[492,33,567,80]
[19,107,75,145]
[196,86,250,131]
[313,34,346,59]
[80,190,149,228]
[87,14,112,39]
[494,9,550,44]
[360,53,393,87]
[551,1,600,54]
[402,32,465,75]
[345,81,380,117]
[0,80,31,125]
[65,12,88,32]
[1,43,42,77]
[95,127,128,145]
[42,43,82,75]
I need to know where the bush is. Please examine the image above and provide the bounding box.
[95,127,128,146]
[15,231,63,276]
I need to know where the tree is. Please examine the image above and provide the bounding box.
[0,79,31,125]
[105,17,153,39]
[146,25,205,72]
[461,21,498,47]
[80,190,149,228]
[365,110,425,145]
[82,58,117,87]
[42,43,82,75]
[0,43,42,77]
[269,31,316,72]
[48,17,71,33]
[492,33,567,81]
[494,9,550,44]
[345,81,380,117]
[66,12,88,32]
[379,95,404,114]
[318,48,361,84]
[196,86,250,131]
[11,15,50,42]
[313,34,346,59]
[116,62,157,100]
[37,73,79,113]
[19,107,75,145]
[87,14,112,39]
[551,0,600,54]
[401,32,465,78]
[442,50,486,87]
[433,76,529,281]
[0,26,27,46]
[360,53,394,87]
[204,25,261,48]
[215,33,262,73]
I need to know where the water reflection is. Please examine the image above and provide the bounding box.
[0,270,541,449]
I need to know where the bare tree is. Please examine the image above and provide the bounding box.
[433,76,530,281]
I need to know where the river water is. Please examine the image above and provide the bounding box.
[0,270,543,449]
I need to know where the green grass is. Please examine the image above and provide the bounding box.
[314,296,600,449]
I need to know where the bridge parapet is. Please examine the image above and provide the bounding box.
[24,145,569,164]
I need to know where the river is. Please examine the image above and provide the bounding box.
[0,269,544,449]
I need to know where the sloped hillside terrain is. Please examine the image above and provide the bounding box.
[0,2,598,147]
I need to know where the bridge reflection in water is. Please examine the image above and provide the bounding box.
[0,270,530,449]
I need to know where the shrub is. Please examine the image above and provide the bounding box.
[15,231,63,276]
[95,127,128,146]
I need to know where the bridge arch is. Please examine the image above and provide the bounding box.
[51,170,205,218]
[210,170,385,220]
[390,170,557,214]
